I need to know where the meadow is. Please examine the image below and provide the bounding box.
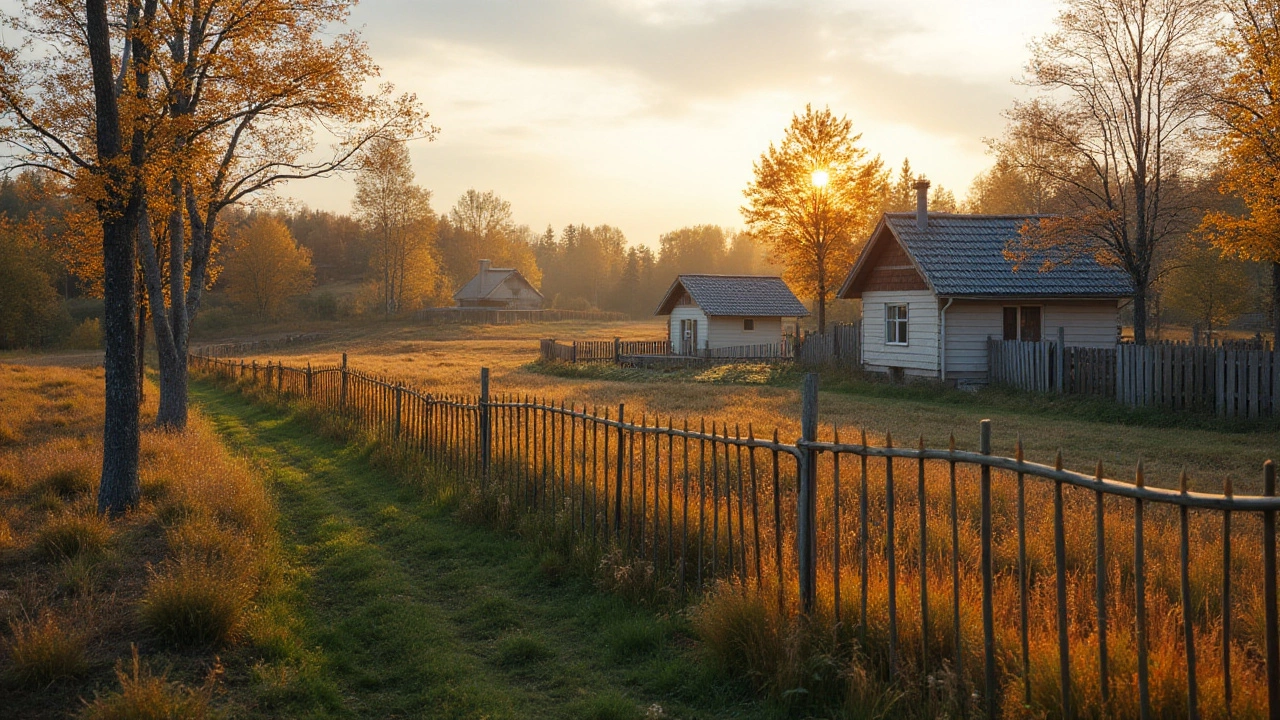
[197,317,1280,717]
[0,364,291,718]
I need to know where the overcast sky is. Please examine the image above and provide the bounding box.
[284,0,1061,248]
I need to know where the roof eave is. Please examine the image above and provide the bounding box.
[653,277,687,316]
[837,216,938,299]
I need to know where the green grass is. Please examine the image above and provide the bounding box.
[190,379,766,719]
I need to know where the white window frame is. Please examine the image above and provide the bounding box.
[885,303,909,346]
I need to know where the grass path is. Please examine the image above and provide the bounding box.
[190,381,765,720]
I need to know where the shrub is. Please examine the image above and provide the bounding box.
[39,512,113,559]
[140,562,252,647]
[315,291,337,320]
[64,318,102,350]
[46,465,95,498]
[3,614,88,687]
[80,647,215,720]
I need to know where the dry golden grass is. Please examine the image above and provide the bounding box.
[79,647,216,720]
[0,364,279,718]
[227,318,1276,494]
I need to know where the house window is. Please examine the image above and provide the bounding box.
[743,318,755,331]
[885,304,908,345]
[1003,306,1043,342]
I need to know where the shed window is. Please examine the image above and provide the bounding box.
[743,318,755,331]
[885,304,909,345]
[1002,306,1043,342]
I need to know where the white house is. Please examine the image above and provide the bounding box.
[453,259,543,310]
[836,181,1133,385]
[655,274,809,355]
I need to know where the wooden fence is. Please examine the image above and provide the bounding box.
[414,307,629,325]
[539,322,858,368]
[989,336,1279,418]
[192,350,1280,718]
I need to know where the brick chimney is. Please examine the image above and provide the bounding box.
[915,179,931,231]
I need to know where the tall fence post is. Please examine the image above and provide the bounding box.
[980,418,997,718]
[1264,460,1279,718]
[798,372,819,615]
[306,362,313,399]
[479,367,491,486]
[614,403,625,539]
[1056,326,1066,394]
[614,337,621,366]
[394,385,403,440]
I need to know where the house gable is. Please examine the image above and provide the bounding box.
[841,224,930,298]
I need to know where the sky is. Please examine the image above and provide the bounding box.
[283,0,1062,249]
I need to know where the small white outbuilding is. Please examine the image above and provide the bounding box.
[655,274,809,355]
[837,181,1134,385]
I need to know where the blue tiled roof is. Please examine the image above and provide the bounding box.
[866,213,1134,297]
[655,275,810,317]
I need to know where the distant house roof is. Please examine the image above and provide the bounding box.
[655,274,810,317]
[838,213,1135,299]
[453,260,543,301]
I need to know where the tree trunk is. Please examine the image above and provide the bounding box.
[136,280,146,404]
[88,0,141,516]
[1132,286,1148,345]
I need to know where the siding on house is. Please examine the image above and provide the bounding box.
[943,299,1122,379]
[669,306,708,354]
[705,316,783,349]
[862,230,930,293]
[862,290,939,376]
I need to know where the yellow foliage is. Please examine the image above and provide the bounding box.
[220,216,314,319]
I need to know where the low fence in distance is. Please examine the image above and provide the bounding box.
[539,322,859,369]
[195,332,329,358]
[415,307,629,325]
[989,333,1278,419]
[192,349,1280,719]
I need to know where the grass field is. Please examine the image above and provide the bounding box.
[216,318,1278,495]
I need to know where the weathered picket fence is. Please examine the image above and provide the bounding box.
[192,350,1280,718]
[988,335,1279,418]
[539,322,858,368]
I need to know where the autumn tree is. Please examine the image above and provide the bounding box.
[1201,0,1280,342]
[352,138,440,315]
[1163,242,1252,340]
[438,190,542,290]
[0,217,63,348]
[221,216,314,318]
[742,104,887,332]
[996,0,1215,344]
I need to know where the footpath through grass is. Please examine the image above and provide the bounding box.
[189,380,764,720]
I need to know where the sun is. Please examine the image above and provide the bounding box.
[810,169,829,188]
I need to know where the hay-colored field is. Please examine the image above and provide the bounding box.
[220,318,1276,494]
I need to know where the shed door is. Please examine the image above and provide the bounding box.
[680,319,699,355]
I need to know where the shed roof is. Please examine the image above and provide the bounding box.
[453,264,543,301]
[655,274,810,317]
[838,213,1134,299]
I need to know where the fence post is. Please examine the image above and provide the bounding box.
[614,403,625,539]
[1264,460,1279,717]
[980,419,997,719]
[1056,326,1065,394]
[340,353,349,408]
[306,362,313,398]
[394,385,403,440]
[479,367,491,486]
[572,341,578,363]
[798,372,819,614]
[614,337,621,366]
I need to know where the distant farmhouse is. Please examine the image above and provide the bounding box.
[655,274,809,355]
[837,181,1133,385]
[453,259,543,310]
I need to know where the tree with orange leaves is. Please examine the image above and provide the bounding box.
[742,105,887,333]
[1202,0,1280,343]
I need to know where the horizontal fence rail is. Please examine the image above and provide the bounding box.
[192,350,1279,718]
[990,335,1278,419]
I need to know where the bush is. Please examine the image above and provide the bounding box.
[64,318,102,350]
[3,614,88,687]
[80,647,215,720]
[45,465,95,498]
[39,512,113,559]
[140,562,252,647]
[315,291,337,320]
